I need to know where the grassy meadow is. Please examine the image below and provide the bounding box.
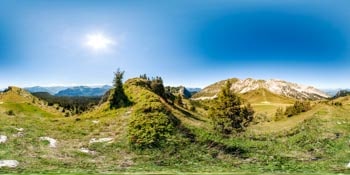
[0,80,349,174]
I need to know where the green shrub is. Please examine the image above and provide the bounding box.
[6,110,15,116]
[285,101,311,117]
[125,78,178,149]
[333,102,342,106]
[253,112,269,124]
[273,107,285,121]
[128,111,176,148]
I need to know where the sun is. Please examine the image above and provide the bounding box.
[84,33,114,51]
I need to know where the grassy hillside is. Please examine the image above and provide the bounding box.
[241,88,294,104]
[0,81,349,174]
[240,88,295,121]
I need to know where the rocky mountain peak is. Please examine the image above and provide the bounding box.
[192,78,329,100]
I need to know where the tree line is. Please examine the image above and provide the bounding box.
[32,92,101,115]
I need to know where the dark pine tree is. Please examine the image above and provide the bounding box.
[210,81,254,134]
[150,76,165,98]
[110,69,130,109]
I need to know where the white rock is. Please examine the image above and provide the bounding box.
[0,135,7,143]
[79,147,96,154]
[39,137,57,148]
[92,120,99,124]
[13,132,24,137]
[89,137,113,144]
[0,160,19,168]
[15,128,24,132]
[0,102,3,104]
[347,162,350,168]
[192,95,217,101]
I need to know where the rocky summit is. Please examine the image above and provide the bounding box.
[193,78,329,100]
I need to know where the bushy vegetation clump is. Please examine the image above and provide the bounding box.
[209,81,254,134]
[273,107,285,121]
[139,74,166,98]
[6,109,15,116]
[125,78,178,149]
[331,101,343,106]
[284,100,311,117]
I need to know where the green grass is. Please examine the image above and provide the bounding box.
[1,82,350,174]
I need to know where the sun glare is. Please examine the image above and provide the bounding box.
[85,33,114,51]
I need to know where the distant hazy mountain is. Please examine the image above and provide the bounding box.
[192,78,329,100]
[25,85,112,97]
[179,87,192,99]
[55,85,112,97]
[25,86,68,95]
[333,90,350,99]
[321,88,350,97]
[186,88,202,93]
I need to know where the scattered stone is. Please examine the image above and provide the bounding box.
[89,137,113,144]
[13,132,24,137]
[0,135,7,143]
[39,137,57,148]
[125,111,132,115]
[0,102,3,104]
[337,121,342,125]
[119,159,134,168]
[15,128,24,132]
[79,147,96,154]
[0,160,19,168]
[92,120,99,124]
[347,162,350,168]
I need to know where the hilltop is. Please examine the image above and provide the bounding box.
[0,78,349,174]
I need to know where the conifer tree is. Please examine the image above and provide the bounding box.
[150,76,165,98]
[110,69,130,109]
[210,81,254,134]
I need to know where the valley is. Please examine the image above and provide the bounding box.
[0,77,349,174]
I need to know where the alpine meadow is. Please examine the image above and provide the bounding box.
[1,1,350,175]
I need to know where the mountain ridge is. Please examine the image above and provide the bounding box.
[192,78,329,100]
[25,85,112,97]
[55,85,112,97]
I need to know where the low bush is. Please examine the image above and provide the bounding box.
[285,101,311,117]
[125,78,179,149]
[6,110,15,116]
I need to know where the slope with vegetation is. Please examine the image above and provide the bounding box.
[31,92,100,116]
[0,75,349,174]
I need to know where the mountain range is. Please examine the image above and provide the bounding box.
[192,78,330,100]
[14,78,349,100]
[55,85,112,97]
[24,85,201,97]
[24,86,69,95]
[25,85,112,97]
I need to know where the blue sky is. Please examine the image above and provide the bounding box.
[0,0,349,89]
